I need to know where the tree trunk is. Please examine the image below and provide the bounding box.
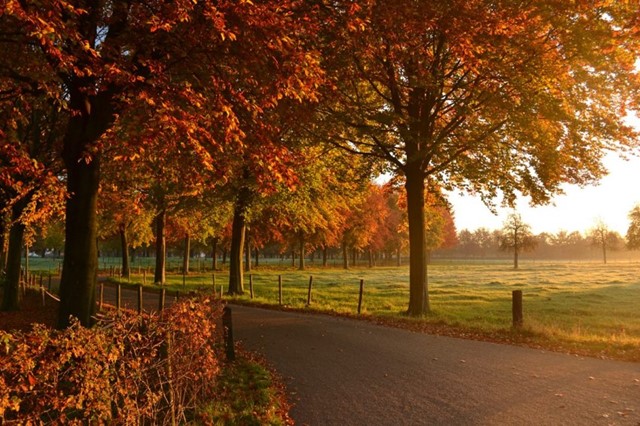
[58,153,100,328]
[1,203,27,311]
[291,249,295,268]
[602,240,607,264]
[0,214,7,273]
[244,232,251,273]
[298,234,305,271]
[119,223,130,279]
[368,248,373,268]
[322,245,328,267]
[229,187,250,294]
[405,168,429,316]
[396,247,401,267]
[351,247,357,267]
[254,248,259,267]
[222,248,227,265]
[342,241,349,270]
[183,233,190,275]
[57,81,116,328]
[154,209,167,284]
[211,236,219,271]
[514,244,519,269]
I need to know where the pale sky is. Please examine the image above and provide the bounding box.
[449,113,640,236]
[448,152,640,236]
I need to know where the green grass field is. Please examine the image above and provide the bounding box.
[27,257,640,361]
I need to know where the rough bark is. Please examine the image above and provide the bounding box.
[119,223,130,279]
[154,209,167,284]
[57,75,116,328]
[405,167,429,316]
[58,151,100,328]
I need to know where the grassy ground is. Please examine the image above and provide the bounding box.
[195,353,291,425]
[34,257,640,361]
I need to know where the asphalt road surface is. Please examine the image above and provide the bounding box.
[230,305,640,425]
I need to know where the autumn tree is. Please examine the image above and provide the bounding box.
[321,0,640,315]
[0,95,65,311]
[498,213,536,269]
[626,205,640,250]
[3,1,324,325]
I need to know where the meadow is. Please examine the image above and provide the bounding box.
[26,257,640,361]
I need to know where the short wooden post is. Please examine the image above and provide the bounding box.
[512,290,523,328]
[357,279,364,315]
[116,284,121,312]
[249,274,254,299]
[175,290,180,301]
[159,288,166,312]
[143,269,147,286]
[222,306,236,362]
[278,275,283,305]
[99,283,104,311]
[306,275,313,306]
[137,285,143,314]
[220,285,223,298]
[40,286,45,307]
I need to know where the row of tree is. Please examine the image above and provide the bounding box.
[2,1,639,325]
[2,180,458,271]
[445,211,640,266]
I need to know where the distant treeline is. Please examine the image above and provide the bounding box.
[434,228,640,262]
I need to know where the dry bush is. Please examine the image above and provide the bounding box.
[0,295,223,424]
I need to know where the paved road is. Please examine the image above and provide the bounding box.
[230,305,640,425]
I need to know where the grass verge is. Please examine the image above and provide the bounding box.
[195,351,292,425]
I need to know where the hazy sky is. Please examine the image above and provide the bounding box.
[448,152,640,235]
[449,114,640,236]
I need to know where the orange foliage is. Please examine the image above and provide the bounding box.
[0,296,223,424]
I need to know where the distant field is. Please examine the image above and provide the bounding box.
[26,257,640,361]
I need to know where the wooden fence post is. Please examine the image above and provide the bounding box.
[307,275,313,306]
[278,275,282,305]
[143,269,147,286]
[357,279,364,315]
[222,306,236,362]
[512,290,523,328]
[249,274,254,299]
[137,285,143,314]
[159,288,166,312]
[41,286,45,307]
